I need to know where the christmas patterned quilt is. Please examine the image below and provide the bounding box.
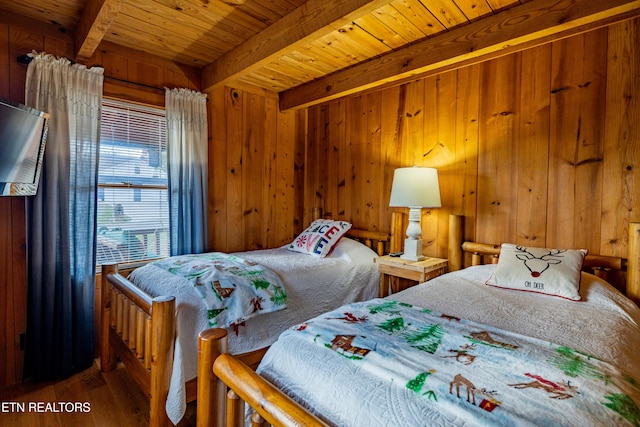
[257,298,640,427]
[151,252,287,329]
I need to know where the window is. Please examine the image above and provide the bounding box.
[96,99,170,265]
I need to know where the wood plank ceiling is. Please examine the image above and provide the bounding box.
[1,0,639,110]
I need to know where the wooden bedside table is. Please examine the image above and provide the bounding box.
[376,255,448,297]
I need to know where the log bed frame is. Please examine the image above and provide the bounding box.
[196,214,640,427]
[99,219,398,427]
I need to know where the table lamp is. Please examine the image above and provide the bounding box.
[389,167,441,261]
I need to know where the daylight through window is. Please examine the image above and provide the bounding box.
[96,99,170,265]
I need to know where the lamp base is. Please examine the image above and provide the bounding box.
[401,238,425,261]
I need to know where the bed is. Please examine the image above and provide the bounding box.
[200,215,640,427]
[99,216,399,427]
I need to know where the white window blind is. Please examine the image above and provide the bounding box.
[96,99,170,265]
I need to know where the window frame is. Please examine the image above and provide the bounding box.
[96,98,170,267]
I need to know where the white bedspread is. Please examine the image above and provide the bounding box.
[127,237,379,424]
[256,265,640,426]
[391,265,640,374]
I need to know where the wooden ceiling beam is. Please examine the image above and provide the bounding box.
[74,0,124,63]
[279,0,640,110]
[201,0,391,92]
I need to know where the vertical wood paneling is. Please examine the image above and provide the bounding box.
[0,198,14,386]
[0,21,12,389]
[315,105,329,216]
[327,100,343,218]
[401,80,424,166]
[602,19,640,258]
[0,22,9,97]
[10,199,26,385]
[294,109,307,229]
[334,99,348,219]
[43,36,73,61]
[209,85,228,250]
[424,72,457,258]
[243,93,265,249]
[516,44,551,246]
[548,30,607,250]
[477,54,520,244]
[263,96,278,248]
[346,96,365,224]
[225,88,245,252]
[304,106,319,225]
[379,85,403,233]
[206,86,305,251]
[9,28,42,102]
[452,64,480,242]
[274,105,295,246]
[365,91,382,231]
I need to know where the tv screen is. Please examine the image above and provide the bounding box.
[0,98,49,196]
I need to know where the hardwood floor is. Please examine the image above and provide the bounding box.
[0,361,196,427]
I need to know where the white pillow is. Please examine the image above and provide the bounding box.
[329,237,379,263]
[288,219,352,257]
[486,243,587,301]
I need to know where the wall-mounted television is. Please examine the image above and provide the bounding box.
[0,98,49,196]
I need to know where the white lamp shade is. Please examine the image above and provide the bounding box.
[389,167,441,208]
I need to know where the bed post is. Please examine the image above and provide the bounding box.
[149,296,175,427]
[390,212,404,254]
[100,263,118,372]
[448,215,463,271]
[628,222,640,306]
[197,328,229,427]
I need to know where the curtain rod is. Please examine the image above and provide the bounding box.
[17,54,168,94]
[104,76,165,93]
[17,54,207,100]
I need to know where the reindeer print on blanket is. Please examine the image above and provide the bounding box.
[152,252,287,329]
[268,299,640,426]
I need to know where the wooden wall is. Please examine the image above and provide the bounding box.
[305,18,640,265]
[206,86,306,253]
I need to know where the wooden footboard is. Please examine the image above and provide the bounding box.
[197,329,327,427]
[100,263,176,427]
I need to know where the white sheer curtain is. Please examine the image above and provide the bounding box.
[165,87,208,255]
[24,52,103,380]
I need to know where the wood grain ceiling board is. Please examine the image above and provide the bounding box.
[387,0,448,38]
[0,0,82,29]
[150,0,268,38]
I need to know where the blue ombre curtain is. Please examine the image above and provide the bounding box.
[165,88,208,255]
[24,52,103,380]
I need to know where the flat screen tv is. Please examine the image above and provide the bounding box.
[0,98,49,196]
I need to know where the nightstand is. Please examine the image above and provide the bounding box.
[376,255,448,297]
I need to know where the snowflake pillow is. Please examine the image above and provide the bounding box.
[288,219,352,257]
[486,243,587,301]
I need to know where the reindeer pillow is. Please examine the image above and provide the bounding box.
[486,243,587,301]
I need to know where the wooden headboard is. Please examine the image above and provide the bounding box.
[447,214,640,305]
